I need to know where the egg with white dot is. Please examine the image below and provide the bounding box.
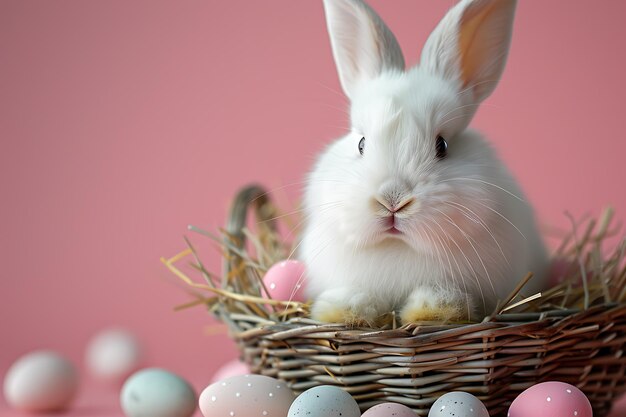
[86,328,142,384]
[263,260,307,303]
[362,402,416,417]
[508,381,592,417]
[428,392,489,417]
[120,368,196,417]
[3,350,78,412]
[199,374,295,417]
[287,385,360,417]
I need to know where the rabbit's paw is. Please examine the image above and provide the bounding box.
[311,288,379,327]
[400,288,470,323]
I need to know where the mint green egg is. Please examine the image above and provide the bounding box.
[120,368,196,417]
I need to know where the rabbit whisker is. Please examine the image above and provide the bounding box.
[440,177,525,202]
[472,199,527,241]
[427,214,486,315]
[420,217,469,312]
[444,201,511,270]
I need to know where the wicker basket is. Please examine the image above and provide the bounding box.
[166,184,626,417]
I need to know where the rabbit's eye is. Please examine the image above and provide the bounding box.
[435,135,447,159]
[358,137,365,155]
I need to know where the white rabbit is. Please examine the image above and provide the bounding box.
[300,0,548,325]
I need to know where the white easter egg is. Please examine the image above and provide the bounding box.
[3,350,78,412]
[199,374,295,417]
[287,385,361,417]
[428,392,489,417]
[120,368,196,417]
[86,328,142,383]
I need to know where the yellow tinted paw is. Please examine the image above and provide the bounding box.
[311,303,377,327]
[311,289,381,327]
[313,305,346,323]
[400,303,464,324]
[313,307,373,326]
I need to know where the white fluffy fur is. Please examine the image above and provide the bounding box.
[301,0,547,324]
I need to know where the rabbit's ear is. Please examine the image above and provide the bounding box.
[421,0,516,102]
[322,0,405,99]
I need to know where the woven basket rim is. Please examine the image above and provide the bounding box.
[164,184,626,417]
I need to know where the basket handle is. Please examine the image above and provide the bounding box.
[222,184,278,289]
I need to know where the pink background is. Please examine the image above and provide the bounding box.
[1,0,626,415]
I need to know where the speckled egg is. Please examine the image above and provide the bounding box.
[3,350,78,412]
[199,374,295,417]
[508,382,592,417]
[263,260,307,303]
[428,392,489,417]
[287,385,360,417]
[120,368,196,417]
[211,359,251,383]
[363,402,416,417]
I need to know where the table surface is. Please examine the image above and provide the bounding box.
[1,382,625,417]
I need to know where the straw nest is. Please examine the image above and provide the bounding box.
[163,184,626,417]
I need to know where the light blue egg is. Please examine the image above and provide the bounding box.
[288,385,360,417]
[428,392,489,417]
[120,368,196,417]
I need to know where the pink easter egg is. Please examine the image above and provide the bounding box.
[363,402,416,417]
[263,260,307,303]
[509,381,592,417]
[210,359,250,383]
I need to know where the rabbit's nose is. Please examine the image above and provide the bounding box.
[374,196,415,214]
[373,179,414,214]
